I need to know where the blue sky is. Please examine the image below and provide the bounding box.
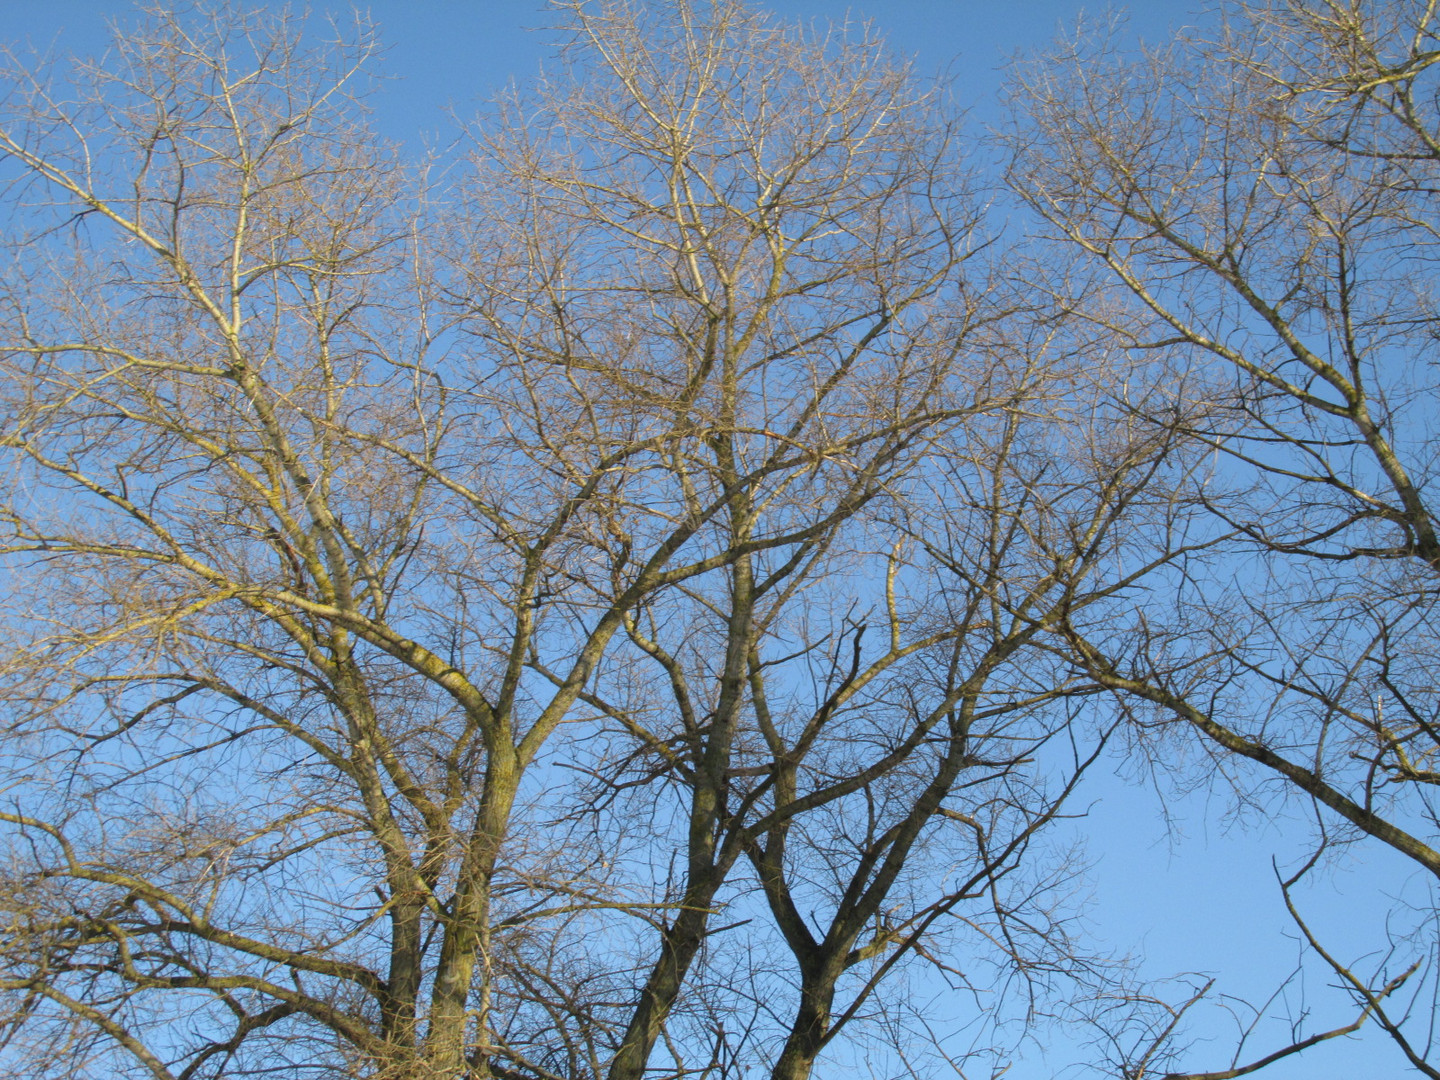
[0,3,1408,1078]
[4,2,1199,143]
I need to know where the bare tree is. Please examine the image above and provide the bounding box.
[1006,0,1440,1074]
[0,3,1164,1079]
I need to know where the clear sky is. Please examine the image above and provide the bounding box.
[0,3,1407,1078]
[3,1,1201,144]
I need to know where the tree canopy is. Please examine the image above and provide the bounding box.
[0,2,1437,1078]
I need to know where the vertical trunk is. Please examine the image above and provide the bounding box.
[764,694,987,1080]
[381,898,424,1048]
[424,748,520,1078]
[608,547,756,1080]
[331,654,432,1062]
[606,871,725,1080]
[770,955,846,1080]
